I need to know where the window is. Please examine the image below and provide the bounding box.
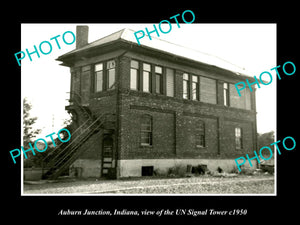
[196,121,205,148]
[192,75,199,100]
[200,77,216,104]
[107,60,116,90]
[166,68,174,97]
[140,115,152,146]
[223,82,229,106]
[155,66,163,94]
[130,60,139,90]
[143,63,151,92]
[183,73,189,99]
[94,63,103,92]
[229,84,252,110]
[235,127,243,149]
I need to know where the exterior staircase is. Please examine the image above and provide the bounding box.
[42,92,106,180]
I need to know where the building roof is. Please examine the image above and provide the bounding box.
[57,28,250,77]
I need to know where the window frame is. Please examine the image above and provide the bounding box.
[155,65,163,94]
[94,63,104,93]
[196,121,205,148]
[223,82,230,106]
[140,115,153,147]
[183,73,190,99]
[142,63,151,93]
[166,68,175,97]
[235,127,243,150]
[106,60,116,90]
[130,60,139,90]
[191,75,199,101]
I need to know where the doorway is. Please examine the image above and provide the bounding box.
[102,136,114,177]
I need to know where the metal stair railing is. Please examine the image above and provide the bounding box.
[50,112,105,168]
[48,125,104,180]
[42,117,93,164]
[46,112,107,179]
[42,92,92,164]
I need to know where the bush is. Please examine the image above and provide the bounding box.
[261,165,274,174]
[239,168,254,175]
[167,164,186,177]
[192,164,208,175]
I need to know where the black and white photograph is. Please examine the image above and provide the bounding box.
[4,6,298,224]
[21,23,276,195]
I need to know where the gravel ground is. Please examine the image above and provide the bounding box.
[23,175,274,195]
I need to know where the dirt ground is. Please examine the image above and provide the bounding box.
[23,174,275,195]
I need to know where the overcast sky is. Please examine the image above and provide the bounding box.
[21,23,276,138]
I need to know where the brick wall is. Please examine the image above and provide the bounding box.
[118,54,257,161]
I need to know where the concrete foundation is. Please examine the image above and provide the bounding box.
[118,158,257,177]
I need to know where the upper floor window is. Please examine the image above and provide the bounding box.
[183,73,190,99]
[94,63,103,92]
[107,60,116,90]
[223,82,229,106]
[192,75,199,101]
[229,83,251,110]
[140,115,152,146]
[166,68,174,97]
[155,66,163,94]
[235,127,243,149]
[130,60,139,90]
[129,59,174,97]
[142,63,151,93]
[183,73,216,104]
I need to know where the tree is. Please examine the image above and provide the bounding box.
[23,98,41,146]
[258,131,275,150]
[23,98,41,167]
[257,131,275,167]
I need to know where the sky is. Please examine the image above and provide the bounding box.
[21,23,276,138]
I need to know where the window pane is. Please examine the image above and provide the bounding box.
[223,82,228,89]
[230,83,250,109]
[183,73,189,80]
[141,123,151,131]
[130,68,138,90]
[235,128,242,149]
[156,74,162,94]
[141,116,152,146]
[131,60,139,69]
[108,69,115,89]
[155,66,162,74]
[183,80,189,99]
[224,89,228,106]
[95,71,103,92]
[95,63,103,72]
[200,77,216,104]
[235,127,241,137]
[192,75,198,82]
[166,68,174,97]
[107,60,115,69]
[236,138,242,149]
[143,71,150,92]
[143,63,151,72]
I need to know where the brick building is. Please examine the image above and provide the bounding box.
[49,26,258,179]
